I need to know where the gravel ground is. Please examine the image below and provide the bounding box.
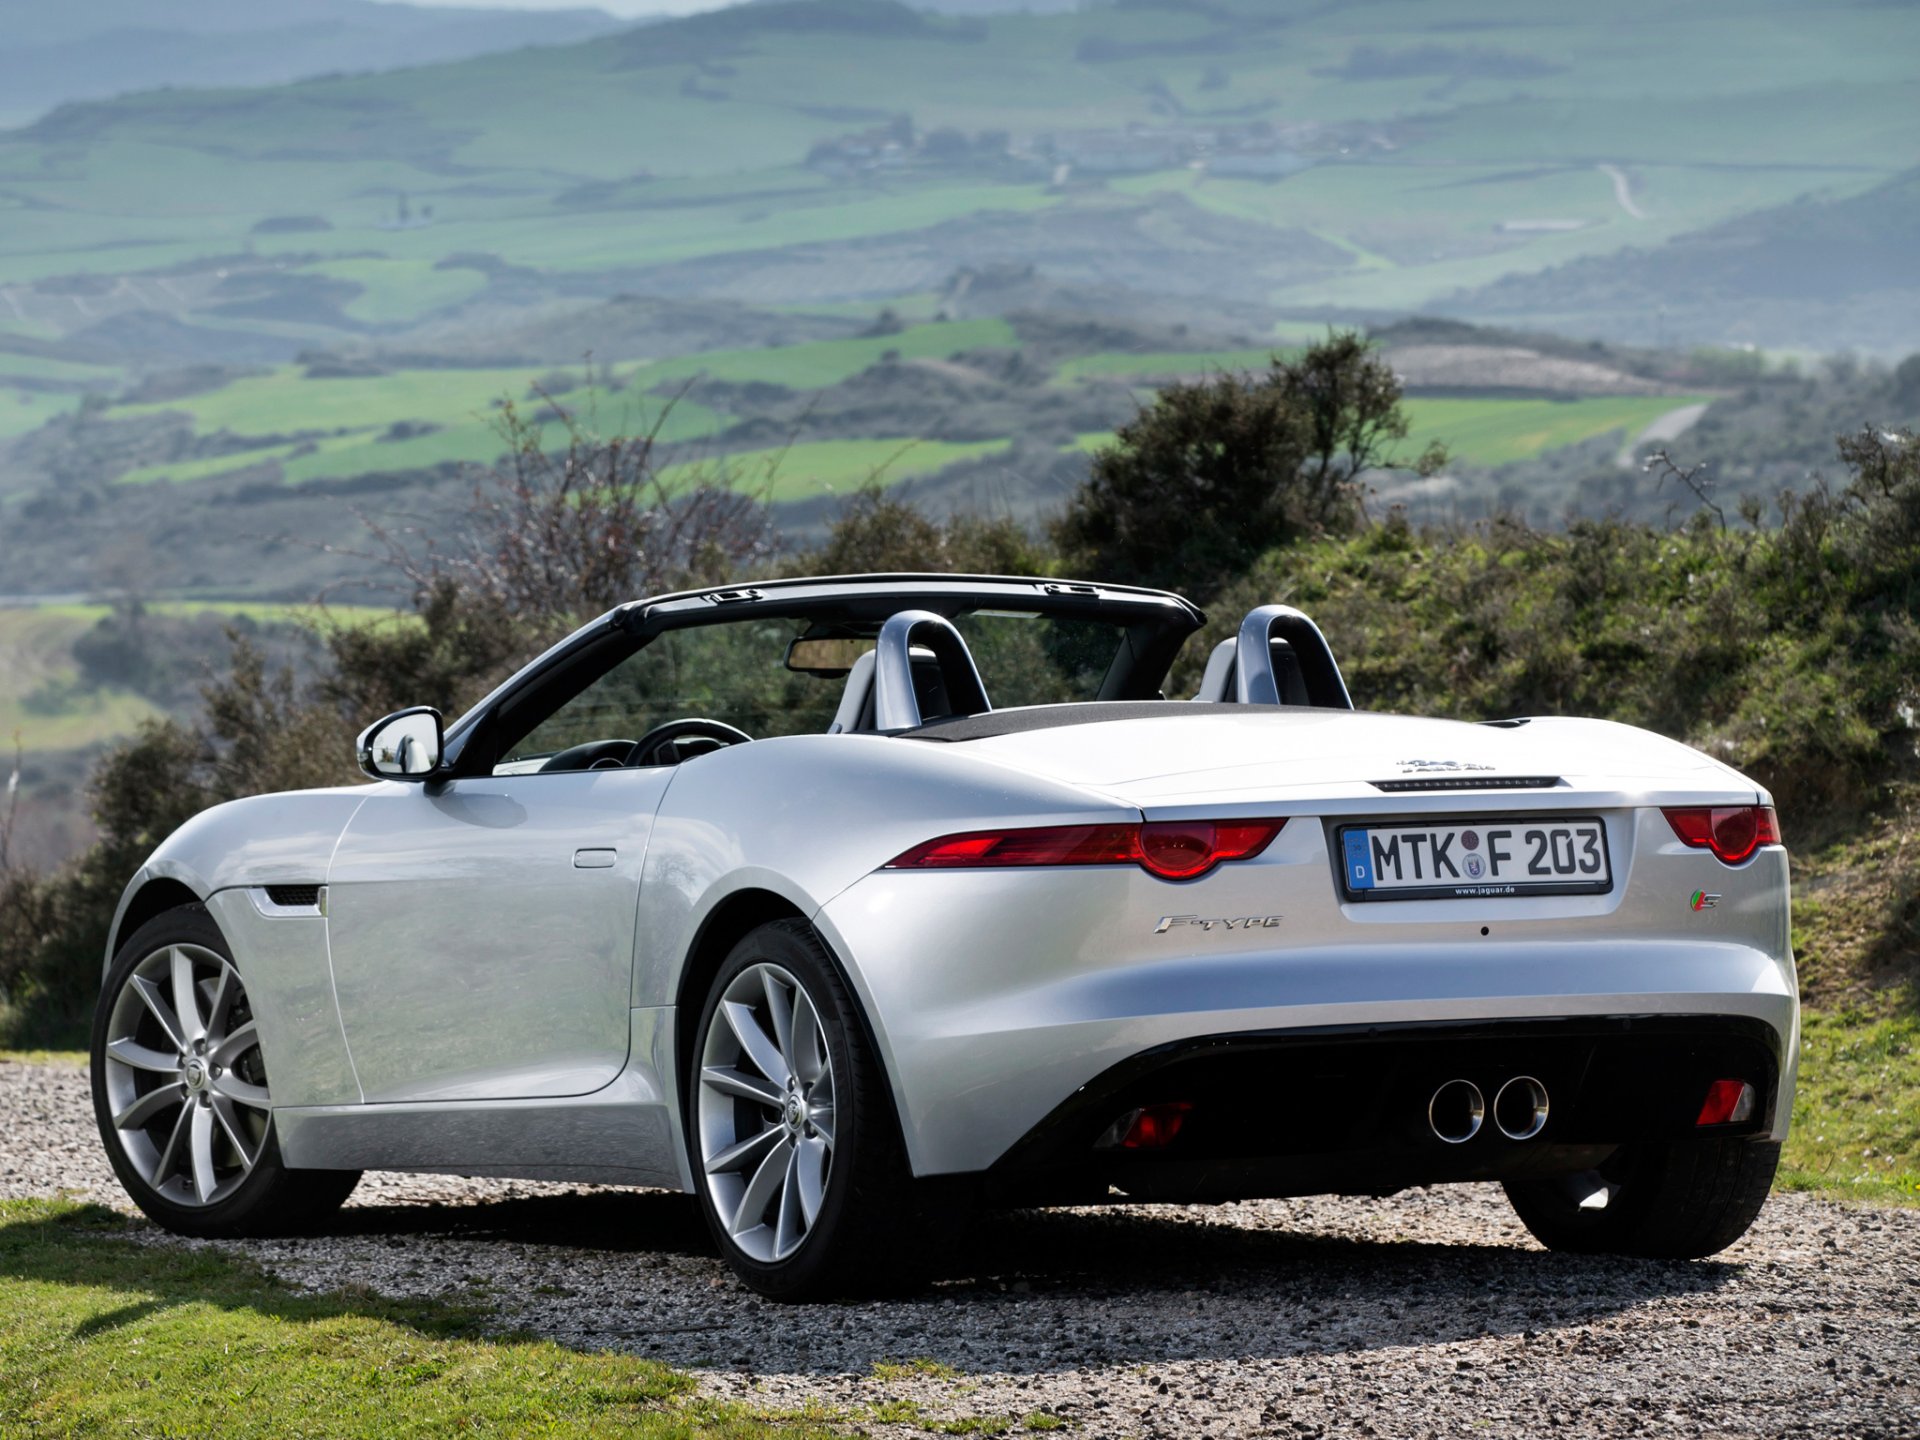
[7,1056,1918,1439]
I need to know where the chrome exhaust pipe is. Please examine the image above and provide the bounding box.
[1427,1079,1485,1144]
[1493,1075,1550,1141]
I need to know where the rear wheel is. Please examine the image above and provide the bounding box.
[1504,1137,1780,1259]
[91,903,360,1236]
[688,919,926,1300]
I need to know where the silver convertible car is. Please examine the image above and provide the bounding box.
[92,574,1796,1297]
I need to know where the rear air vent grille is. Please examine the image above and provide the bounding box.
[1371,776,1562,793]
[264,884,323,909]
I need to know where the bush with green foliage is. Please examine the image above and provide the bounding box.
[1054,331,1445,600]
[1194,426,1919,831]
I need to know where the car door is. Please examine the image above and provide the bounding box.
[324,766,670,1103]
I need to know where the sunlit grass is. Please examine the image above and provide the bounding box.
[0,1198,836,1438]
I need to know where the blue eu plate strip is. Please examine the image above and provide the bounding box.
[1343,830,1375,890]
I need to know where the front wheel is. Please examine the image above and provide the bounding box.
[688,919,926,1300]
[1504,1137,1780,1259]
[91,903,360,1236]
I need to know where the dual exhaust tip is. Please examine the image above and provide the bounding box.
[1428,1076,1549,1144]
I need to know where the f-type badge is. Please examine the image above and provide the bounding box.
[1156,914,1284,934]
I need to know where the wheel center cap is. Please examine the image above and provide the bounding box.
[183,1058,209,1093]
[784,1096,806,1130]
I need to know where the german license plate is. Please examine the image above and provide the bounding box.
[1338,816,1612,901]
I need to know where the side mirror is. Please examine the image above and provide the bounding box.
[356,707,444,781]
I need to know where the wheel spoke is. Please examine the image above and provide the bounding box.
[170,947,205,1046]
[704,1124,783,1176]
[721,1000,790,1090]
[211,1072,270,1108]
[113,1083,184,1132]
[210,1096,260,1172]
[762,970,796,1075]
[188,1104,218,1200]
[790,987,825,1087]
[807,1104,836,1147]
[210,1019,259,1068]
[129,976,187,1055]
[701,1065,782,1108]
[793,1135,829,1227]
[775,1147,804,1257]
[203,965,236,1041]
[151,1100,194,1186]
[732,1135,791,1238]
[106,1037,184,1076]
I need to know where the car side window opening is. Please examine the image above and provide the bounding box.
[490,610,1141,776]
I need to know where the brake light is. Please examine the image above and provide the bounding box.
[1661,806,1781,865]
[1102,1101,1193,1150]
[885,818,1286,881]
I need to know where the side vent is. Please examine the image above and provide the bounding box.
[256,884,326,915]
[1371,776,1562,793]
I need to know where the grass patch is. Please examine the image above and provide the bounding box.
[871,1357,959,1383]
[0,387,73,441]
[0,1050,86,1067]
[307,257,489,326]
[1779,1007,1920,1206]
[0,1198,835,1438]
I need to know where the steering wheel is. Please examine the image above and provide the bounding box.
[631,717,754,768]
[539,738,639,773]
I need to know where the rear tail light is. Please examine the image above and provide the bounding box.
[1696,1079,1756,1126]
[1661,805,1781,865]
[885,818,1286,881]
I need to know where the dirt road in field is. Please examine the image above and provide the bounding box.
[7,1057,1917,1439]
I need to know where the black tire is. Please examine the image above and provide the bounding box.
[1504,1137,1780,1259]
[685,918,934,1300]
[90,903,361,1238]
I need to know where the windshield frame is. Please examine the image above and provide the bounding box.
[437,574,1204,778]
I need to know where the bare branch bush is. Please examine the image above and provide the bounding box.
[1642,447,1726,532]
[367,389,775,631]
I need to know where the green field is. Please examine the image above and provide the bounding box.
[0,603,396,754]
[669,436,1013,504]
[0,608,161,753]
[112,320,1019,489]
[1073,394,1708,469]
[1401,395,1710,467]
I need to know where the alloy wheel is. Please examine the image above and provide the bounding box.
[100,943,272,1207]
[696,962,837,1263]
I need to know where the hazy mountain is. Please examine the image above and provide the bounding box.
[0,0,625,126]
[1438,168,1920,353]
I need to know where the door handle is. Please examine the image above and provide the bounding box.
[572,848,617,869]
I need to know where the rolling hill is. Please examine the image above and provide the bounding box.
[0,0,623,129]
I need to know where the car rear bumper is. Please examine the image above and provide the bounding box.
[978,1015,1784,1206]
